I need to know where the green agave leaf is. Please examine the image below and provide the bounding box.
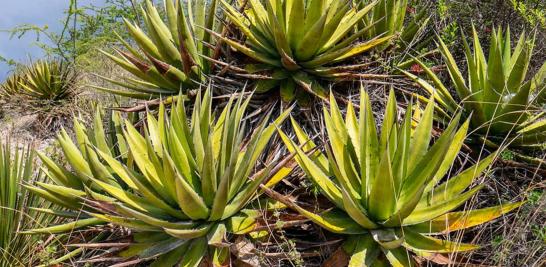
[116,204,195,229]
[150,242,190,267]
[262,184,366,234]
[359,88,380,207]
[402,185,484,225]
[344,234,380,267]
[386,113,462,226]
[368,149,396,221]
[22,218,104,234]
[423,119,470,193]
[139,237,187,259]
[91,213,161,231]
[226,209,261,234]
[207,223,227,247]
[277,127,344,208]
[382,247,415,267]
[164,223,213,239]
[179,238,207,267]
[423,151,497,205]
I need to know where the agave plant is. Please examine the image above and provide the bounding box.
[214,0,392,102]
[26,90,294,265]
[402,27,546,151]
[95,0,220,100]
[0,73,24,98]
[1,140,33,267]
[358,0,431,51]
[0,60,79,102]
[267,89,522,265]
[0,140,60,266]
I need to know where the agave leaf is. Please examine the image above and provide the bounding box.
[484,29,505,115]
[207,29,282,67]
[294,8,328,61]
[402,228,479,253]
[437,38,473,102]
[379,90,398,157]
[179,238,207,267]
[382,247,415,267]
[226,210,260,234]
[391,104,412,192]
[207,223,228,247]
[164,224,213,239]
[494,80,532,131]
[37,152,82,189]
[386,114,461,226]
[368,149,396,221]
[424,151,497,205]
[345,234,380,267]
[407,95,434,173]
[35,182,86,201]
[277,128,344,208]
[324,0,378,48]
[423,119,470,192]
[359,89,380,207]
[91,85,161,100]
[24,185,84,211]
[286,0,306,52]
[116,204,194,229]
[123,19,162,59]
[150,242,190,267]
[58,129,93,180]
[340,186,378,229]
[403,185,484,225]
[507,34,533,93]
[169,155,210,220]
[402,56,458,111]
[409,202,524,234]
[22,218,104,234]
[89,177,173,218]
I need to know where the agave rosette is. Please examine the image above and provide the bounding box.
[402,26,546,150]
[1,140,35,267]
[214,0,393,102]
[0,139,91,266]
[0,72,24,98]
[269,89,522,265]
[96,0,220,100]
[1,60,79,102]
[26,90,294,265]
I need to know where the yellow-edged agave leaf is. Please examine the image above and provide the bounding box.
[403,26,546,163]
[28,88,294,266]
[94,0,221,100]
[269,87,521,265]
[402,228,479,253]
[409,202,524,234]
[217,0,392,103]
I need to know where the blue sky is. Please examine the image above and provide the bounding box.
[0,0,104,81]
